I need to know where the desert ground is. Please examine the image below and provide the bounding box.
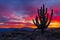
[0,28,60,40]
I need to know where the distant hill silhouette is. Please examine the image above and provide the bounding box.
[0,27,34,32]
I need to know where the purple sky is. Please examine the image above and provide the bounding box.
[0,0,60,28]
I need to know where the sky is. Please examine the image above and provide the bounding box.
[0,0,60,28]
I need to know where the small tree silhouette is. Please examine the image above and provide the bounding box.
[33,4,53,34]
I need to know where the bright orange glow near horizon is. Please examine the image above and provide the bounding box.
[0,21,60,29]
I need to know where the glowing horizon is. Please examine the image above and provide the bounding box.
[0,20,60,28]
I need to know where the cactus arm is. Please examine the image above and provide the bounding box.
[38,8,43,24]
[44,8,48,21]
[35,16,39,25]
[40,7,45,24]
[45,8,48,24]
[44,14,48,28]
[42,4,45,14]
[46,9,53,27]
[45,13,48,24]
[45,8,48,22]
[44,8,48,28]
[32,16,39,26]
[32,19,38,26]
[46,8,47,14]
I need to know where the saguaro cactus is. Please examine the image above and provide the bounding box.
[33,4,53,32]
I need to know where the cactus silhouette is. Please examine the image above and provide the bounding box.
[30,4,53,40]
[32,4,53,33]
